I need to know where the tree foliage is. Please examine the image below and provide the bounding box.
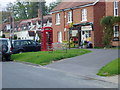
[47,2,60,13]
[5,0,47,21]
[2,0,61,22]
[100,16,120,47]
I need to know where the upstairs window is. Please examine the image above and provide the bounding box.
[68,11,72,23]
[114,1,118,16]
[56,13,60,25]
[81,9,87,21]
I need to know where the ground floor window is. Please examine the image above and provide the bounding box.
[114,25,119,37]
[57,31,62,43]
[113,25,119,41]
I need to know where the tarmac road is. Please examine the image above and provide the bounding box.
[46,49,119,78]
[2,61,118,88]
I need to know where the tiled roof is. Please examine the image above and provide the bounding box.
[51,0,97,12]
[20,15,52,24]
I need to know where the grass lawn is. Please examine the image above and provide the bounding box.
[11,49,91,65]
[97,58,120,76]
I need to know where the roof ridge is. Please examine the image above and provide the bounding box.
[51,0,99,13]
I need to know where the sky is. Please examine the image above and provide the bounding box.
[0,0,56,11]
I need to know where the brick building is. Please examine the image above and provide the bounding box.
[105,1,120,46]
[51,0,120,47]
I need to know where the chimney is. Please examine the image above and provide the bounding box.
[9,16,12,23]
[38,9,41,18]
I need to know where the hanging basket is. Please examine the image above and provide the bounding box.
[65,24,70,29]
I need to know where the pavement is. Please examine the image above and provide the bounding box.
[45,49,120,84]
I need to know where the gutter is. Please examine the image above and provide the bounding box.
[51,0,100,14]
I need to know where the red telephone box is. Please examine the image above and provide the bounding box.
[41,27,53,51]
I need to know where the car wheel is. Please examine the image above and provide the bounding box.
[5,55,11,61]
[18,50,23,53]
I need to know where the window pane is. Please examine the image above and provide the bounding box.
[114,25,119,37]
[82,9,87,21]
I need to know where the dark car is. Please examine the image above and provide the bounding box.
[12,40,41,54]
[0,38,12,61]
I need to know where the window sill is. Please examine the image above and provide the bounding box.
[55,23,60,25]
[67,21,72,24]
[114,15,118,17]
[112,37,119,41]
[81,20,87,22]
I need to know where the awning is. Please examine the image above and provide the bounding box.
[73,22,93,26]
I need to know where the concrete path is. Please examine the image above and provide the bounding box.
[46,49,119,83]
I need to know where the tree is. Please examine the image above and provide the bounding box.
[1,11,11,23]
[47,0,61,13]
[2,34,6,38]
[13,34,17,40]
[5,0,47,21]
[100,16,120,47]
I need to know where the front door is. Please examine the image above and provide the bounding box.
[81,30,91,42]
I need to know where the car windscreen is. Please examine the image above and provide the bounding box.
[0,40,8,45]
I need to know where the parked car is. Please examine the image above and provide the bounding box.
[0,38,12,61]
[12,40,41,54]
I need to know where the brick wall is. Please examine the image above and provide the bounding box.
[105,2,114,16]
[93,2,106,47]
[106,1,120,46]
[52,11,65,43]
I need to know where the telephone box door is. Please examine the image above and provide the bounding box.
[41,27,53,51]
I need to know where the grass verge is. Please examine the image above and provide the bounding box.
[11,49,91,65]
[97,58,120,76]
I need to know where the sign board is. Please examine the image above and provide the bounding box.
[72,30,78,36]
[81,25,92,31]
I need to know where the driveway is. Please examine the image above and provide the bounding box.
[46,49,119,81]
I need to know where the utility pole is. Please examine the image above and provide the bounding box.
[9,4,14,42]
[39,1,43,28]
[12,5,14,40]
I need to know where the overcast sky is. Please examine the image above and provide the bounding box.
[0,0,56,11]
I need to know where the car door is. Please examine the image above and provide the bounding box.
[30,40,40,51]
[27,40,36,52]
[12,41,21,53]
[21,40,30,52]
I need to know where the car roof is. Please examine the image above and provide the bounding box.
[0,38,9,40]
[13,40,34,42]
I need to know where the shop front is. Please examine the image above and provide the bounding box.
[68,22,93,48]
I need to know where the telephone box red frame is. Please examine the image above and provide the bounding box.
[41,27,53,51]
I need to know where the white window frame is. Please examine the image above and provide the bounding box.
[81,9,87,22]
[114,1,118,16]
[67,11,72,23]
[56,13,60,25]
[58,31,62,43]
[113,25,119,37]
[6,24,11,30]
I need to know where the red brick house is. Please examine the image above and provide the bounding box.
[51,0,120,47]
[106,1,120,46]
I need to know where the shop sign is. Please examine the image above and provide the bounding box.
[81,25,92,31]
[72,30,78,36]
